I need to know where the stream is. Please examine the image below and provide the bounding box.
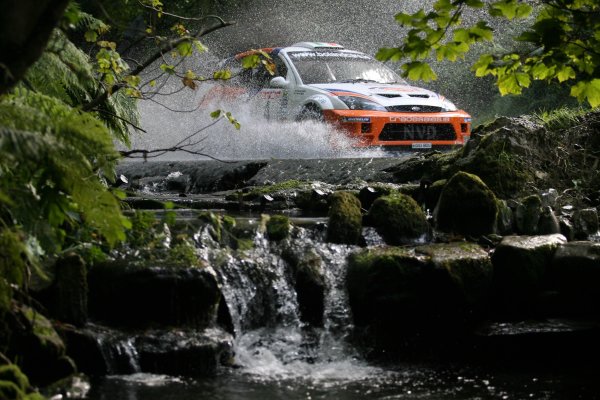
[82,221,599,399]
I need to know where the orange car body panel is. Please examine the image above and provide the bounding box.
[323,109,471,147]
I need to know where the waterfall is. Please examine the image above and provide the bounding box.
[212,222,383,382]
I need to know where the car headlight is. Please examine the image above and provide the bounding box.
[338,96,386,111]
[440,98,458,112]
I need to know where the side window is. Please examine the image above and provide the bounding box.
[274,56,288,79]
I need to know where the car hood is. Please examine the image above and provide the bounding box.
[309,83,445,104]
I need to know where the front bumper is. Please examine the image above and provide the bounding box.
[323,109,472,148]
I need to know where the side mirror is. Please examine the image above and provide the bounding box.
[270,76,289,88]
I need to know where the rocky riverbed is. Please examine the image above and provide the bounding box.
[5,112,600,398]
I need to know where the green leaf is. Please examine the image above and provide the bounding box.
[375,47,403,62]
[472,54,495,77]
[402,62,437,81]
[213,69,232,80]
[176,41,193,57]
[84,30,98,43]
[160,64,175,74]
[210,110,222,119]
[570,79,600,107]
[241,54,261,69]
[556,66,576,82]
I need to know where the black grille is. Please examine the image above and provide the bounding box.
[386,105,442,112]
[379,123,456,141]
[408,94,430,98]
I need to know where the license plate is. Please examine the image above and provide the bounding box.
[412,143,432,149]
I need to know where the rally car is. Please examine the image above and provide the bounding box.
[203,42,471,149]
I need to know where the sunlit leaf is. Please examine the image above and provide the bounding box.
[570,79,600,107]
[402,62,437,81]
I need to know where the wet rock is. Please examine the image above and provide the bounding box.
[368,192,428,245]
[358,184,397,210]
[266,214,291,241]
[553,241,600,316]
[495,199,514,235]
[540,188,559,208]
[537,206,561,235]
[63,324,233,377]
[88,264,221,329]
[347,243,492,350]
[422,179,446,213]
[165,171,189,192]
[515,195,542,235]
[435,171,498,237]
[137,328,234,377]
[327,191,362,245]
[283,248,326,327]
[491,234,566,317]
[573,208,599,239]
[559,216,575,241]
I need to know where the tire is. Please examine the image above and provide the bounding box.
[299,104,324,122]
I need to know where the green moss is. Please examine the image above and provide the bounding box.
[435,171,498,236]
[266,215,291,241]
[0,364,29,392]
[167,238,201,267]
[240,180,309,200]
[459,133,530,197]
[127,210,158,247]
[368,192,428,245]
[327,191,363,245]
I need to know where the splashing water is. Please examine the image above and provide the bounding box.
[132,76,389,161]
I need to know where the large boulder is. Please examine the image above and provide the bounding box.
[327,191,363,245]
[435,171,498,237]
[552,241,600,317]
[88,264,221,329]
[347,243,492,351]
[367,192,428,245]
[491,234,566,316]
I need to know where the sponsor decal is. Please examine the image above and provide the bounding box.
[390,116,450,123]
[259,89,283,99]
[289,52,371,60]
[342,117,371,123]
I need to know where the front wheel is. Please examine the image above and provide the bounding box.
[298,104,324,122]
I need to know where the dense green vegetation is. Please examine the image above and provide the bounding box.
[378,0,600,108]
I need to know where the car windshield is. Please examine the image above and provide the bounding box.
[288,51,404,85]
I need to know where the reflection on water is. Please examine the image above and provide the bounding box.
[86,364,600,400]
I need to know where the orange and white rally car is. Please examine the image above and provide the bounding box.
[205,42,471,149]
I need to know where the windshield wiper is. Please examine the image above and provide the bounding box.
[339,79,379,84]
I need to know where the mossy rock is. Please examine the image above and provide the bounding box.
[435,171,498,237]
[573,208,599,240]
[496,199,514,234]
[515,194,542,235]
[358,184,397,211]
[0,380,24,399]
[491,234,566,317]
[453,127,532,197]
[368,192,428,245]
[266,214,291,241]
[347,243,492,350]
[327,191,362,245]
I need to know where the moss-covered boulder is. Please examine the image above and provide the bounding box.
[347,243,492,351]
[515,195,542,235]
[327,191,362,245]
[358,184,397,210]
[266,214,291,241]
[368,192,428,245]
[435,171,498,237]
[552,241,600,316]
[491,234,566,316]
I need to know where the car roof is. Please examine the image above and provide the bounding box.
[232,42,366,59]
